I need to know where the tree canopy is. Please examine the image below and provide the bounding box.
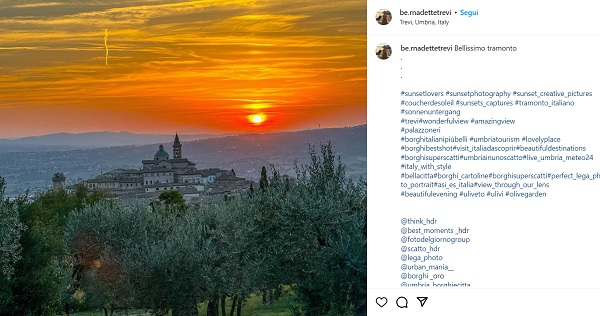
[2,142,366,316]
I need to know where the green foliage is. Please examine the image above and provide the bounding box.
[3,184,105,315]
[0,177,26,312]
[259,166,269,191]
[249,182,255,196]
[294,143,366,315]
[70,203,146,312]
[247,142,367,315]
[65,201,221,315]
[0,177,25,280]
[61,141,366,316]
[157,190,186,210]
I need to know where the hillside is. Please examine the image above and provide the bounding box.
[0,125,366,196]
[0,132,223,151]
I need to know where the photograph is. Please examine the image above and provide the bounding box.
[0,1,366,315]
[375,44,392,60]
[375,9,392,25]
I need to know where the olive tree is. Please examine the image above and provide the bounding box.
[65,201,221,316]
[244,142,367,315]
[0,177,26,312]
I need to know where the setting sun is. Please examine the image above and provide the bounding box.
[248,113,267,125]
[0,0,365,137]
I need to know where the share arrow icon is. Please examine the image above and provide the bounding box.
[417,297,428,307]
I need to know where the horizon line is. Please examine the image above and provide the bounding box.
[0,124,367,140]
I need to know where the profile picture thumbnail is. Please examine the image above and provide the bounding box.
[375,44,392,60]
[375,9,392,25]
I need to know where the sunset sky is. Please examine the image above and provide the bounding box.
[0,0,365,138]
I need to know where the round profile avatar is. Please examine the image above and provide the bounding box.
[375,44,392,60]
[375,9,392,25]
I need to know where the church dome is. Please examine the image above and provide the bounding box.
[154,144,169,160]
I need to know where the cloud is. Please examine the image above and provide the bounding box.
[0,0,365,135]
[9,2,65,9]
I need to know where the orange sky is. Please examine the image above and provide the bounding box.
[0,0,365,137]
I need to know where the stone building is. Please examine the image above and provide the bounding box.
[52,172,66,190]
[78,134,252,202]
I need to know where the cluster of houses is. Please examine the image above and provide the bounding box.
[52,134,253,203]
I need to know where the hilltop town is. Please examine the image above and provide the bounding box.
[52,134,253,203]
[2,125,367,198]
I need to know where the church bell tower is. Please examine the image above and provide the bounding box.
[173,133,182,159]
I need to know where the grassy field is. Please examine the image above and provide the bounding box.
[197,290,297,316]
[71,289,297,316]
[71,310,151,316]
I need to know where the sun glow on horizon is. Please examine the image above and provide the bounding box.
[248,113,267,125]
[0,0,366,136]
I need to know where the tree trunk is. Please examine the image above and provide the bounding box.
[236,297,242,316]
[207,298,215,316]
[274,286,282,300]
[207,292,220,316]
[103,307,109,316]
[220,295,226,316]
[230,296,238,316]
[215,292,220,316]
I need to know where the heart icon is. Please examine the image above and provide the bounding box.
[376,297,387,307]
